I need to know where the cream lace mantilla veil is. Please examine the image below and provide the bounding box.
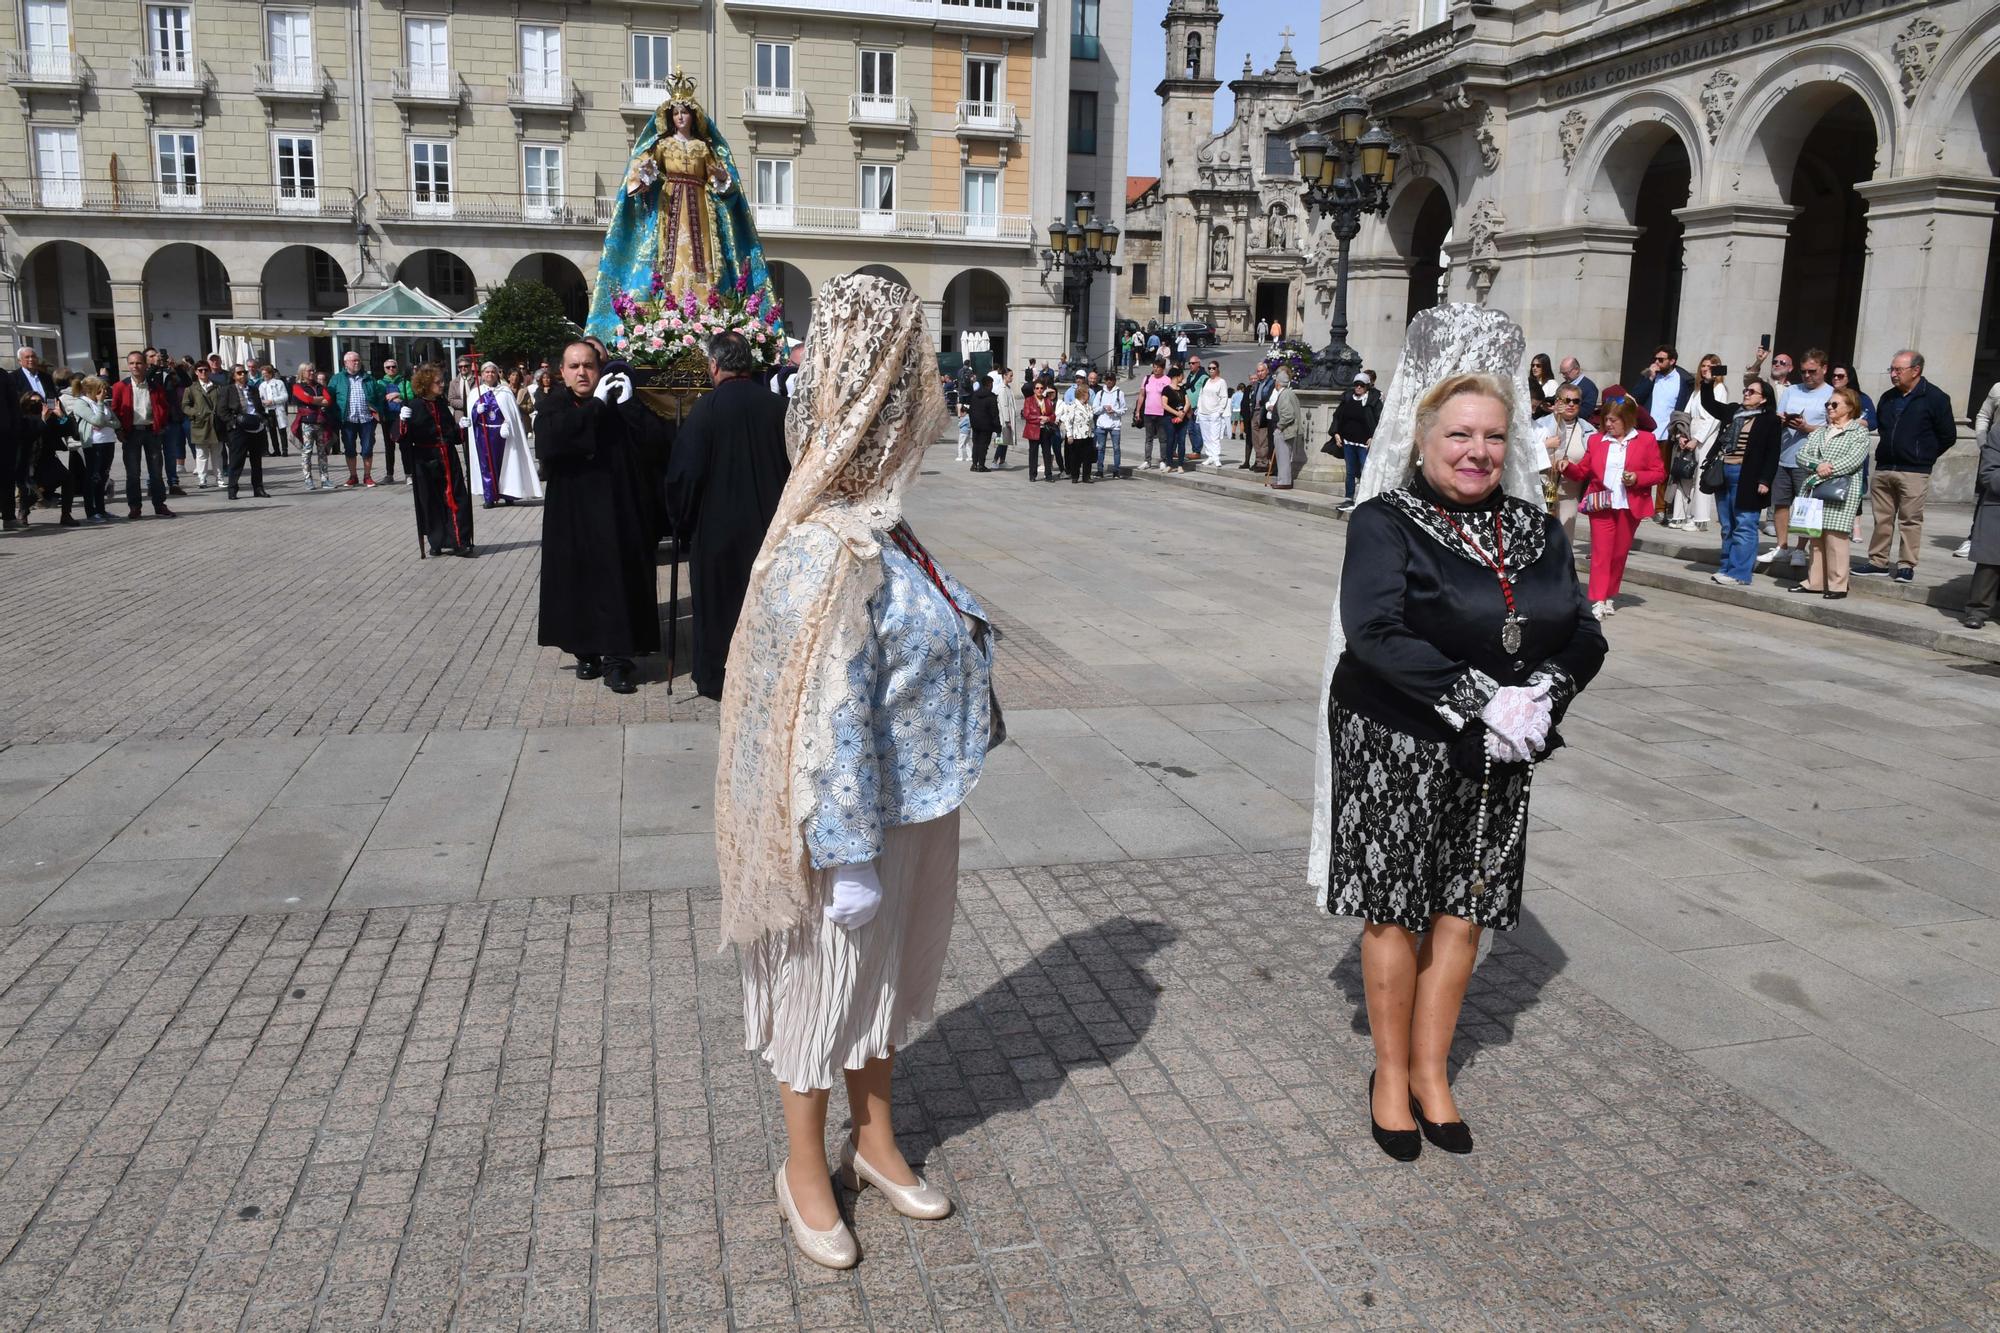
[1307,304,1546,904]
[715,273,946,947]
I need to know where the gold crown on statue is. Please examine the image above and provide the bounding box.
[663,68,699,108]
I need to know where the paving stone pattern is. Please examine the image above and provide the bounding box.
[0,478,1113,747]
[0,485,713,744]
[0,852,1995,1330]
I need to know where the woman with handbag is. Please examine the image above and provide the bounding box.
[1700,377,1782,587]
[719,274,997,1269]
[1310,306,1607,1162]
[1564,397,1664,619]
[1787,386,1871,599]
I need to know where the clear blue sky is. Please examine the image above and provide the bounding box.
[1126,0,1299,178]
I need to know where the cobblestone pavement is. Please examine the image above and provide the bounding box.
[0,470,1107,747]
[0,852,1996,1331]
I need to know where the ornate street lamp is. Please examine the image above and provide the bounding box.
[1295,99,1399,389]
[1041,189,1121,367]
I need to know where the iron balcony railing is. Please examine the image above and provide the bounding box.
[1,180,354,217]
[373,189,611,226]
[757,204,1032,243]
[741,85,808,119]
[3,49,92,86]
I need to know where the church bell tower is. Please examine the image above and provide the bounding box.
[1156,0,1222,200]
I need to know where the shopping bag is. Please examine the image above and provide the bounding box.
[1789,494,1826,537]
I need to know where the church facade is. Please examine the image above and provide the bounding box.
[1122,0,1317,341]
[1299,0,1998,464]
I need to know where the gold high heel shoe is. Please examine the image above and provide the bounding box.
[775,1163,858,1269]
[836,1137,952,1220]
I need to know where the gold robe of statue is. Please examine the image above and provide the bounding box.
[626,133,733,299]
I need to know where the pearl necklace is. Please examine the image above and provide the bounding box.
[1470,743,1535,898]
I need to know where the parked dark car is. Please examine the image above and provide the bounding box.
[1165,320,1218,348]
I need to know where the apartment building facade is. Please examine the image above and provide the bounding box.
[1,0,1129,372]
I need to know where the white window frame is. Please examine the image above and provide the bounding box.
[404,16,448,95]
[754,158,793,229]
[628,31,671,105]
[962,167,999,237]
[24,0,73,82]
[155,128,200,209]
[518,23,562,103]
[859,162,895,232]
[857,48,896,119]
[522,142,563,219]
[754,40,794,113]
[409,138,452,217]
[273,132,318,212]
[32,125,81,208]
[963,55,1000,121]
[264,9,313,88]
[146,4,193,84]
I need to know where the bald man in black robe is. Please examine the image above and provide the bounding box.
[666,331,791,701]
[537,341,672,695]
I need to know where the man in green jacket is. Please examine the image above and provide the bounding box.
[329,351,397,486]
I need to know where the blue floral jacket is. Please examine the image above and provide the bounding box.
[804,532,994,869]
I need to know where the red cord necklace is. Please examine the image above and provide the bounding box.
[1431,505,1524,654]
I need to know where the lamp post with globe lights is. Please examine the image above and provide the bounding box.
[1293,96,1398,389]
[1042,191,1120,370]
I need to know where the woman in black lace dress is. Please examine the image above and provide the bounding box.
[1323,365,1607,1161]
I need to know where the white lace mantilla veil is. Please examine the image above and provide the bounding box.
[715,273,946,946]
[1307,303,1546,904]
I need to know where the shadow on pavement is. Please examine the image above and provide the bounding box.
[1327,907,1567,1079]
[892,917,1176,1158]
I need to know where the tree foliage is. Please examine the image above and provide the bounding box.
[472,280,572,370]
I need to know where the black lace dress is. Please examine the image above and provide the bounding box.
[1324,476,1607,931]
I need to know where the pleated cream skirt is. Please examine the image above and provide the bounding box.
[740,809,961,1092]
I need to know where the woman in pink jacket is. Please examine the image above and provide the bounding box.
[1563,397,1665,619]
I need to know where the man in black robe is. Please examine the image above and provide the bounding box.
[666,331,791,701]
[536,341,672,695]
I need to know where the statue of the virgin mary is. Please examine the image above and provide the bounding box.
[585,69,774,339]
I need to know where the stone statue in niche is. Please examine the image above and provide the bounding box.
[1210,227,1230,273]
[1266,206,1290,250]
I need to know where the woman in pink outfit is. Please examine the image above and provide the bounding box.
[1564,397,1664,619]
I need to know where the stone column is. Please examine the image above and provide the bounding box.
[1489,224,1638,382]
[1672,202,1796,375]
[1853,175,2000,414]
[109,279,147,359]
[921,299,946,355]
[1338,255,1410,371]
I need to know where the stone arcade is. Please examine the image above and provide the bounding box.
[1303,0,1997,491]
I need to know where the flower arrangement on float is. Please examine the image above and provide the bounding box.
[606,268,785,374]
[1263,339,1317,381]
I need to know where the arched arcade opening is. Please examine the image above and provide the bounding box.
[142,243,232,361]
[1772,90,1877,366]
[262,245,349,370]
[396,249,478,312]
[20,241,114,371]
[507,253,589,326]
[941,268,1010,372]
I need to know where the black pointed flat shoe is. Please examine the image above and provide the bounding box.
[1368,1073,1420,1162]
[1410,1095,1473,1154]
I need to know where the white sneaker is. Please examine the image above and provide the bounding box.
[1754,547,1779,565]
[1789,548,1809,567]
[1711,572,1744,587]
[1955,540,1972,559]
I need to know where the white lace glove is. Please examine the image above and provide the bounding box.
[498,422,511,441]
[595,372,631,405]
[824,862,883,930]
[1481,682,1553,764]
[397,405,413,422]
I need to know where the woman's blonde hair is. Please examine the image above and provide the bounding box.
[1828,385,1863,421]
[410,364,442,398]
[76,375,105,399]
[1413,372,1513,441]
